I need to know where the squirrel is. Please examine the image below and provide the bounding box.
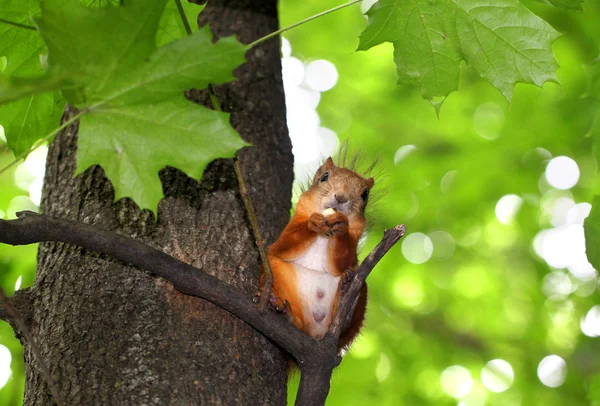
[260,156,374,353]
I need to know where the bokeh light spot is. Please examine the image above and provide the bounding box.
[15,275,22,291]
[545,156,579,190]
[0,125,5,143]
[542,271,574,298]
[375,352,391,382]
[281,37,291,58]
[440,170,457,193]
[361,0,378,13]
[304,60,338,92]
[580,305,600,337]
[537,355,567,387]
[350,330,378,359]
[392,274,425,308]
[567,202,591,225]
[534,225,586,269]
[481,359,514,392]
[281,56,305,87]
[402,233,433,264]
[393,145,417,165]
[429,230,455,260]
[440,365,472,398]
[0,344,12,390]
[473,102,505,140]
[495,194,523,225]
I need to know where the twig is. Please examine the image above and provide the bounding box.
[174,0,193,35]
[246,0,362,48]
[329,224,406,338]
[0,287,64,406]
[0,211,405,405]
[207,84,274,311]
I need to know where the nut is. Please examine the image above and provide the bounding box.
[322,208,336,216]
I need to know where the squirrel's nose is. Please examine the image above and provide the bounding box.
[335,193,348,204]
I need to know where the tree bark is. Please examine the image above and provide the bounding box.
[22,0,293,404]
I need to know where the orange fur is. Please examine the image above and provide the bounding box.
[261,157,373,353]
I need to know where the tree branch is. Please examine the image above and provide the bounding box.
[0,211,312,358]
[0,211,405,405]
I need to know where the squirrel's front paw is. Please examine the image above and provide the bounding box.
[308,213,330,234]
[325,211,349,237]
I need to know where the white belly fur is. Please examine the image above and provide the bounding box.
[292,236,340,338]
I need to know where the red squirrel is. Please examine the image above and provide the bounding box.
[261,157,374,352]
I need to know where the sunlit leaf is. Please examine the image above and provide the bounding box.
[0,0,65,155]
[30,0,247,212]
[358,0,560,101]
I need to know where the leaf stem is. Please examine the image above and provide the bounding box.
[174,0,193,36]
[0,18,37,31]
[247,0,362,48]
[0,111,84,176]
[207,84,273,311]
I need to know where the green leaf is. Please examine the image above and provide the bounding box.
[31,0,248,212]
[0,0,65,156]
[77,99,247,211]
[94,26,245,106]
[157,0,205,47]
[36,0,167,101]
[358,0,560,101]
[0,74,69,105]
[584,196,600,271]
[534,0,584,13]
[0,93,64,155]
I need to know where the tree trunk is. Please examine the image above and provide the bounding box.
[22,1,293,404]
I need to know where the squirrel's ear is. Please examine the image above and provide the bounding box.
[366,177,375,188]
[324,157,335,169]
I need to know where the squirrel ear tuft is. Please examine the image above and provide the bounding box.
[367,177,375,188]
[324,157,335,169]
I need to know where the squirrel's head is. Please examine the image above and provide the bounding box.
[301,157,375,219]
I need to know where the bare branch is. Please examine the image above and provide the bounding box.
[0,287,63,406]
[329,224,406,339]
[0,211,313,359]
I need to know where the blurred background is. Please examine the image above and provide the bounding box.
[2,0,600,404]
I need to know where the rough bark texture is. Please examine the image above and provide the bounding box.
[23,0,293,404]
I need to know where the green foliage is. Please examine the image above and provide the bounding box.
[77,97,246,210]
[358,0,560,102]
[1,0,247,212]
[0,0,65,156]
[535,0,585,12]
[280,0,600,405]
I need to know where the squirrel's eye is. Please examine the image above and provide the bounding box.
[361,188,370,201]
[320,172,329,182]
